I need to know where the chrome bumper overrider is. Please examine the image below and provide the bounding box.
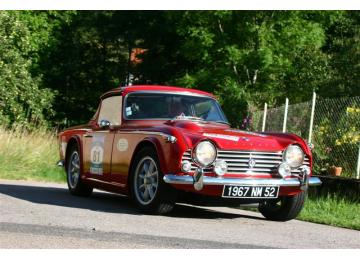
[163,174,322,188]
[57,160,65,167]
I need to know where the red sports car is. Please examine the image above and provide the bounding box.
[57,85,321,221]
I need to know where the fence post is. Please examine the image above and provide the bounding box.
[282,98,289,133]
[356,144,360,179]
[308,92,317,144]
[262,102,267,132]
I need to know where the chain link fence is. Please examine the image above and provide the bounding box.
[251,95,360,178]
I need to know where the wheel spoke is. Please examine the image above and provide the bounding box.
[139,183,145,190]
[143,188,149,201]
[148,186,154,199]
[73,173,79,184]
[151,182,158,189]
[143,162,149,175]
[72,160,79,169]
[148,170,158,177]
[148,162,155,175]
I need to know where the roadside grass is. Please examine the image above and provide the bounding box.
[0,128,65,183]
[0,128,359,230]
[240,193,360,230]
[298,194,360,230]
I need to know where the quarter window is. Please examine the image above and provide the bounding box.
[97,95,122,126]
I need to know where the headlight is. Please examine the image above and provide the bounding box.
[283,145,304,168]
[193,141,217,167]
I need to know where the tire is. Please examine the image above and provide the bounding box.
[130,146,177,214]
[258,191,306,221]
[66,143,93,196]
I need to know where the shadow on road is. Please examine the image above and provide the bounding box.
[0,182,264,220]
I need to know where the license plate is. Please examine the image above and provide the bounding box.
[222,185,279,198]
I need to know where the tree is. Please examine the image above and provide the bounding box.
[133,11,332,126]
[1,11,359,129]
[0,11,54,129]
[40,11,130,126]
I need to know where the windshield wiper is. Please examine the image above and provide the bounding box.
[213,120,230,125]
[173,114,204,121]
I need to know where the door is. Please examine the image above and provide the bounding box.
[83,95,123,182]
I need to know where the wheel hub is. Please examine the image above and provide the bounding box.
[134,156,159,205]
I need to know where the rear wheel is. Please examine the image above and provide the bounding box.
[258,191,306,221]
[66,144,93,196]
[130,147,177,214]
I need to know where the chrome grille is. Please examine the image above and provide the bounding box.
[181,149,310,175]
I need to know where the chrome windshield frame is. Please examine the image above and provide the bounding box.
[122,90,229,123]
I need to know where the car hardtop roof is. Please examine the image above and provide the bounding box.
[100,85,215,99]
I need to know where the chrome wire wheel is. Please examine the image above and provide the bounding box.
[134,156,159,205]
[68,151,80,189]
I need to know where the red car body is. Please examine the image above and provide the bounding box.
[58,85,321,220]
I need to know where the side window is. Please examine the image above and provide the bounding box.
[97,95,122,126]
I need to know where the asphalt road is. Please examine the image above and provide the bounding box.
[0,179,359,249]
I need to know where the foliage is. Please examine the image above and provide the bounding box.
[312,117,333,173]
[0,11,359,128]
[133,11,349,126]
[319,11,360,98]
[0,11,54,129]
[41,11,131,126]
[311,100,360,177]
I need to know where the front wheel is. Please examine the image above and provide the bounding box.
[130,147,177,214]
[258,191,306,221]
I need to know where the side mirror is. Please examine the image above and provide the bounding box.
[99,119,111,129]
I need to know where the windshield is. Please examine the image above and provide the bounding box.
[124,92,228,123]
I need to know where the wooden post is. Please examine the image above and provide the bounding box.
[262,103,267,132]
[308,92,316,144]
[356,144,360,179]
[282,98,289,133]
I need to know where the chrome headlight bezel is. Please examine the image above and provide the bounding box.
[192,141,217,167]
[283,145,305,168]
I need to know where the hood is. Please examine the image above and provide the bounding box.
[166,120,306,152]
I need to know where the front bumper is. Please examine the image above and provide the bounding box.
[163,174,322,187]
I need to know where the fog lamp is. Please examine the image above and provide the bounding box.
[214,160,227,176]
[278,162,292,178]
[181,160,192,173]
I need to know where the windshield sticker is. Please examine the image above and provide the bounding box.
[117,138,129,152]
[125,107,132,116]
[90,135,105,175]
[225,129,268,137]
[203,133,239,142]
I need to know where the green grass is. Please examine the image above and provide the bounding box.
[298,194,360,230]
[0,128,359,230]
[240,194,360,230]
[0,128,65,183]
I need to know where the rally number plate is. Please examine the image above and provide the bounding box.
[222,185,279,198]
